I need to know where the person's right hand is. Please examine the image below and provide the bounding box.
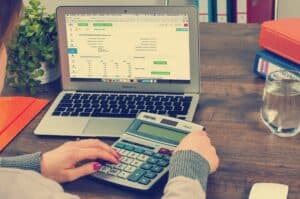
[41,139,121,183]
[175,131,219,173]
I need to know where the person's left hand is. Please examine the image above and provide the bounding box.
[41,139,121,183]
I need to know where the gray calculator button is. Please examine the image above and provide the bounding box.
[131,160,143,167]
[153,153,163,159]
[147,157,158,164]
[121,157,134,164]
[108,168,120,176]
[118,149,129,156]
[125,165,137,173]
[118,171,130,179]
[137,154,149,161]
[151,165,163,173]
[138,177,151,185]
[99,166,111,174]
[128,152,139,159]
[143,150,154,156]
[157,160,169,167]
[127,169,146,182]
[105,163,117,168]
[141,163,153,170]
[115,163,127,170]
[145,171,157,179]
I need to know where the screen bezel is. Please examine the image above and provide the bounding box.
[56,6,200,94]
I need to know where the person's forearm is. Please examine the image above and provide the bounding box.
[0,152,42,172]
[162,150,210,199]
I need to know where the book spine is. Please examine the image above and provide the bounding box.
[247,0,274,23]
[216,0,227,23]
[274,0,278,19]
[253,51,300,78]
[199,0,209,22]
[236,0,247,23]
[208,0,215,22]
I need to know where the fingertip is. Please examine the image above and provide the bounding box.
[93,162,102,171]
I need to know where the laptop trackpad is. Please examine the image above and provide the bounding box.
[82,118,133,137]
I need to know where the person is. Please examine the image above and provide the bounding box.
[0,1,219,198]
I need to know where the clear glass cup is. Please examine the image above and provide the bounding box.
[260,70,300,137]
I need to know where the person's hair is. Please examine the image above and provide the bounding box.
[0,0,23,48]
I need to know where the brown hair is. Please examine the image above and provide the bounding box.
[0,0,23,47]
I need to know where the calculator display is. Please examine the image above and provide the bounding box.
[137,123,187,144]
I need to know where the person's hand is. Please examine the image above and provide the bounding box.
[41,139,121,183]
[175,131,219,173]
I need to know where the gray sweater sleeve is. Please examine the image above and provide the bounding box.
[162,150,210,199]
[0,152,42,173]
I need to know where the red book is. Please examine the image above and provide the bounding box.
[260,18,300,65]
[235,0,274,23]
[0,97,48,151]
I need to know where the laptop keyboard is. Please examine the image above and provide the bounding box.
[52,93,192,119]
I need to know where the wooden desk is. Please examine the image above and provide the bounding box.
[2,23,300,199]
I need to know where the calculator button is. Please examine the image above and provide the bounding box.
[137,154,149,161]
[124,145,134,151]
[153,153,163,159]
[147,157,158,164]
[115,143,125,149]
[134,147,145,153]
[128,152,139,159]
[151,165,163,173]
[99,166,111,174]
[127,169,146,182]
[141,163,153,170]
[145,171,157,179]
[162,155,171,161]
[138,177,151,185]
[131,160,143,167]
[124,165,137,173]
[159,148,171,154]
[108,168,120,176]
[118,149,129,156]
[157,160,169,167]
[120,157,134,165]
[115,163,127,170]
[118,171,130,179]
[143,150,154,156]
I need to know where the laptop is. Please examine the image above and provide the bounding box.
[34,6,200,137]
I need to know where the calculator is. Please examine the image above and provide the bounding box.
[91,112,204,190]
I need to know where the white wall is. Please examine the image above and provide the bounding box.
[276,0,300,19]
[24,0,194,13]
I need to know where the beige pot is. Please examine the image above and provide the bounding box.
[35,62,60,84]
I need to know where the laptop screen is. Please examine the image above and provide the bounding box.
[65,13,190,84]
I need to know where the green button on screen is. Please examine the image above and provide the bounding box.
[78,23,88,27]
[151,71,170,75]
[153,61,167,65]
[93,23,113,27]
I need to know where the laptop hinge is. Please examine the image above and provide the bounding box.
[75,90,187,95]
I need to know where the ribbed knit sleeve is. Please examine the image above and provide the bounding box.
[168,150,210,191]
[0,152,42,173]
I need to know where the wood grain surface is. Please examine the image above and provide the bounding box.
[1,23,299,199]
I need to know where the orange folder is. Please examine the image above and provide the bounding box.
[260,18,300,65]
[0,97,49,151]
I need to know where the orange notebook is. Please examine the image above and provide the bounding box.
[0,97,49,151]
[260,18,300,65]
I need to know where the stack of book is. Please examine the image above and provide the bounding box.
[253,18,300,78]
[198,0,274,23]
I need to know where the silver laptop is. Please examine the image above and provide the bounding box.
[34,6,200,137]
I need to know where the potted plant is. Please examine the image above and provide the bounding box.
[7,0,60,94]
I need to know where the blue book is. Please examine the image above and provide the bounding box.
[208,0,216,22]
[253,50,300,78]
